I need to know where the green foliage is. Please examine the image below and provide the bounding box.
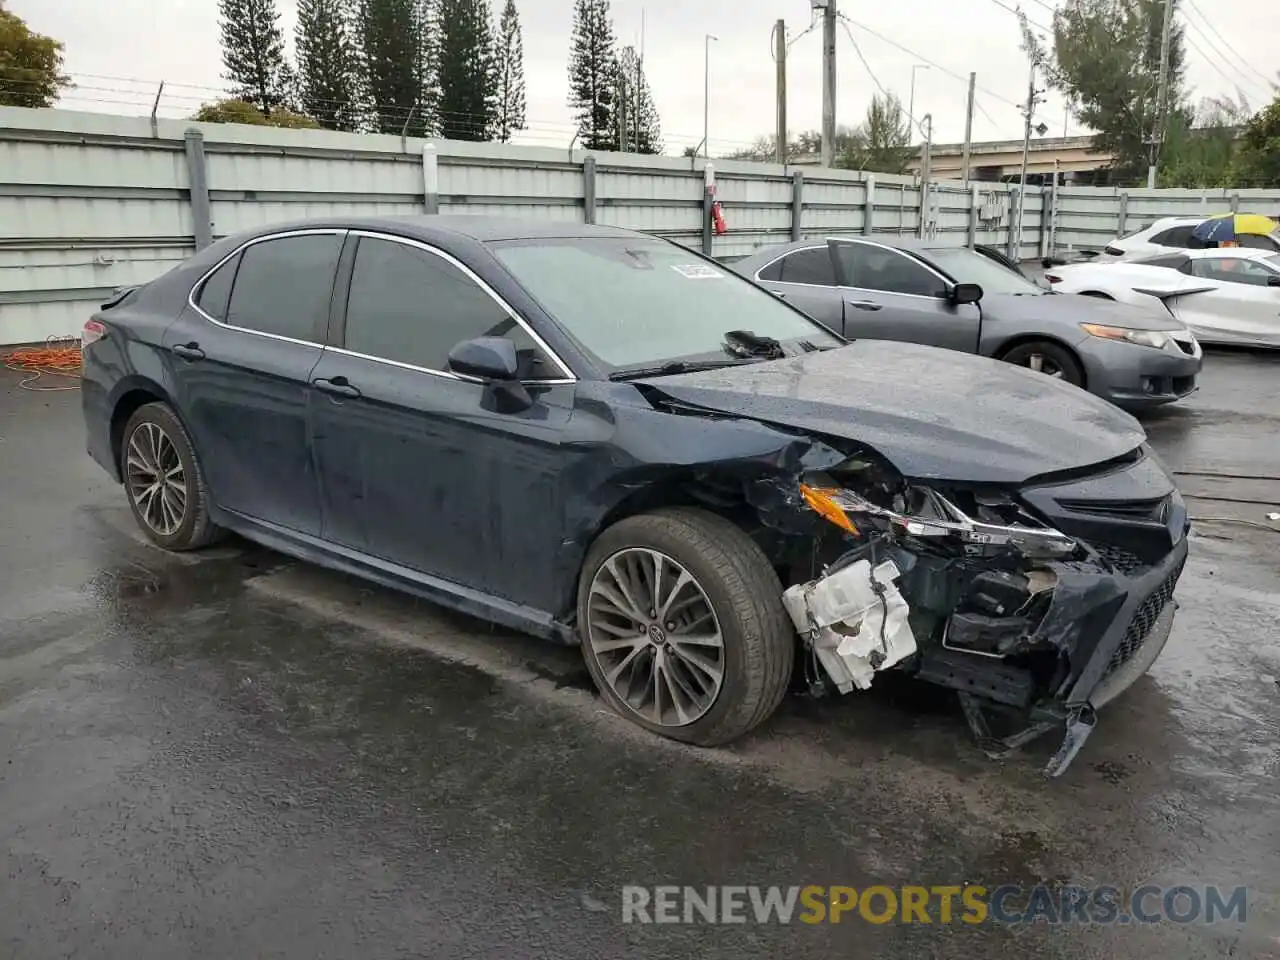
[568,0,619,151]
[838,93,915,175]
[1158,95,1249,188]
[0,1,70,107]
[436,0,495,140]
[1231,96,1280,187]
[491,0,526,142]
[358,0,433,136]
[1026,0,1187,179]
[295,0,363,131]
[218,0,294,114]
[193,98,320,128]
[615,46,661,154]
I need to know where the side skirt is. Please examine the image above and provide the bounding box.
[213,507,579,647]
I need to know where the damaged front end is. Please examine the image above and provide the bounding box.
[772,452,1189,778]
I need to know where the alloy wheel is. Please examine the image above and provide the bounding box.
[1023,352,1065,378]
[125,422,188,536]
[586,548,726,727]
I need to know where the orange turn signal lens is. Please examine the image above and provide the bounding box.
[799,484,858,535]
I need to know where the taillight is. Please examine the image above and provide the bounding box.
[1104,245,1124,257]
[1045,274,1061,284]
[83,319,107,346]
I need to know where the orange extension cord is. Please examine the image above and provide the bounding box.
[3,337,83,391]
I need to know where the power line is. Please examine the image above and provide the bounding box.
[1180,28,1267,100]
[1179,6,1271,101]
[835,18,889,101]
[840,14,1058,128]
[1183,0,1276,89]
[983,0,1053,34]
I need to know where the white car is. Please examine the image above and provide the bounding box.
[1098,216,1280,262]
[1046,248,1280,348]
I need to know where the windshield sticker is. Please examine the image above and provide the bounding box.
[671,263,726,280]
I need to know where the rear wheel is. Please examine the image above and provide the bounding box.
[577,508,794,746]
[121,402,223,551]
[1000,340,1085,387]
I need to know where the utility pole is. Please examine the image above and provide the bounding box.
[703,33,718,158]
[618,73,629,152]
[908,64,929,146]
[961,71,976,184]
[1148,0,1175,189]
[821,0,837,168]
[775,19,788,165]
[1014,63,1040,258]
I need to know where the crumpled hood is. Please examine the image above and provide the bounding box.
[636,340,1146,485]
[985,291,1186,331]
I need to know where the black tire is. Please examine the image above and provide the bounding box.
[1000,339,1086,388]
[577,507,795,746]
[120,402,224,551]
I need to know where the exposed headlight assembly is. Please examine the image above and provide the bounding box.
[1079,323,1179,350]
[800,482,1077,559]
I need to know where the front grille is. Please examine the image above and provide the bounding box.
[1107,558,1185,674]
[1060,495,1170,521]
[1093,543,1150,575]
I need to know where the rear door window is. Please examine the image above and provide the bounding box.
[224,233,344,342]
[1237,234,1280,251]
[1190,259,1277,286]
[775,248,837,286]
[1152,225,1198,247]
[343,236,554,378]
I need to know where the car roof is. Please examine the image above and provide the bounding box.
[735,235,947,266]
[1184,246,1277,261]
[225,215,645,244]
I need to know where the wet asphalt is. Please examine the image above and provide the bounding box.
[1,352,1278,959]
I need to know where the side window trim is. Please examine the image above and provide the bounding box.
[187,228,347,347]
[332,230,576,384]
[753,246,829,287]
[832,238,952,300]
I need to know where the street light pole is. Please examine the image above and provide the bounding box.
[908,64,929,143]
[703,34,718,158]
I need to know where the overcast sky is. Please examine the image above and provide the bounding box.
[11,0,1280,154]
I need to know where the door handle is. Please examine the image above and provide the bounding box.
[171,342,205,361]
[313,376,362,399]
[846,300,883,311]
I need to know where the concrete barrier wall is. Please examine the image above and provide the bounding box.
[3,105,1279,344]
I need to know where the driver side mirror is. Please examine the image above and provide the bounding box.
[951,282,984,305]
[1267,275,1280,287]
[448,336,519,380]
[447,336,532,413]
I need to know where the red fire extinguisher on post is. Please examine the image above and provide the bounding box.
[705,164,729,237]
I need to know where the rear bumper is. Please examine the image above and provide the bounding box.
[81,366,119,482]
[1079,337,1202,408]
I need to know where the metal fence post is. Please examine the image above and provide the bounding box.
[967,183,980,248]
[1006,187,1020,261]
[1117,191,1129,239]
[582,156,597,225]
[183,128,213,251]
[422,143,440,214]
[702,163,715,256]
[863,174,876,235]
[1047,176,1060,259]
[791,171,804,241]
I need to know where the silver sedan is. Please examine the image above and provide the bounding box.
[731,237,1204,410]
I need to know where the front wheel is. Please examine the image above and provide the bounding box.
[120,402,223,551]
[577,508,795,746]
[1000,340,1085,387]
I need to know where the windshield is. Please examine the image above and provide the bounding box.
[491,237,840,370]
[922,247,1046,296]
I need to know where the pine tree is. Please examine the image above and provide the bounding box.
[218,0,293,115]
[436,0,495,140]
[358,0,434,136]
[615,46,661,154]
[295,0,361,130]
[491,0,526,142]
[567,0,619,151]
